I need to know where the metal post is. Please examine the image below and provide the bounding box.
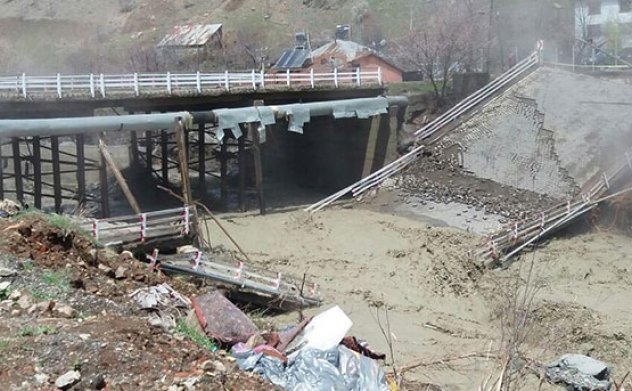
[11,138,23,204]
[99,133,110,218]
[196,71,201,93]
[198,122,206,198]
[238,134,246,212]
[166,72,172,94]
[356,67,361,86]
[250,123,266,215]
[334,67,339,87]
[134,72,140,96]
[99,74,105,97]
[377,67,383,85]
[89,74,95,98]
[224,70,230,90]
[251,69,257,90]
[76,133,86,209]
[145,130,153,176]
[260,69,265,89]
[310,68,315,88]
[220,139,228,210]
[51,136,62,213]
[286,69,291,87]
[32,136,42,209]
[21,73,27,98]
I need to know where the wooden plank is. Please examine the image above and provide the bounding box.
[51,136,62,213]
[238,134,246,212]
[361,114,382,178]
[250,123,266,215]
[198,122,206,197]
[99,138,142,215]
[220,139,228,210]
[161,130,169,184]
[11,138,23,204]
[145,130,153,176]
[76,133,86,209]
[32,136,42,209]
[0,138,4,199]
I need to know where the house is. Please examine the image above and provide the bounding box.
[308,40,403,83]
[576,0,632,48]
[157,24,223,67]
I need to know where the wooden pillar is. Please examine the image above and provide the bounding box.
[32,136,42,209]
[161,130,169,184]
[361,115,382,178]
[76,134,86,209]
[198,122,206,197]
[250,123,266,215]
[0,138,4,199]
[220,138,228,210]
[99,133,110,218]
[129,110,139,167]
[238,134,246,212]
[11,138,23,205]
[145,130,153,176]
[51,136,62,213]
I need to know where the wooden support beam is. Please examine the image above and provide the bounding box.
[130,131,139,166]
[32,136,42,209]
[361,114,382,178]
[145,130,153,176]
[175,121,192,206]
[238,134,246,212]
[51,136,62,213]
[11,138,23,205]
[99,138,141,215]
[0,138,4,199]
[250,123,266,215]
[220,139,228,210]
[99,133,110,218]
[161,130,169,184]
[76,134,86,209]
[198,122,206,198]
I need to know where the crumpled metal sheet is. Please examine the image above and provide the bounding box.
[215,106,276,141]
[545,354,611,391]
[192,291,258,346]
[232,345,389,391]
[286,106,311,134]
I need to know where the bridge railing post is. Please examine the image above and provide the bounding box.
[89,74,95,98]
[334,68,339,88]
[286,69,291,87]
[196,71,201,93]
[310,68,315,88]
[99,74,105,97]
[251,69,257,90]
[56,73,62,98]
[260,69,265,89]
[21,73,26,98]
[356,68,361,86]
[224,70,230,91]
[377,67,383,86]
[166,72,172,95]
[134,73,140,96]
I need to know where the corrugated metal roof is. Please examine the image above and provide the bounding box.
[311,40,372,62]
[274,49,311,69]
[157,24,222,48]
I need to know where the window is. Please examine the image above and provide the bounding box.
[620,0,632,13]
[588,0,601,15]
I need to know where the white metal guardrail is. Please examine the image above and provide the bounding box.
[306,50,541,213]
[0,68,383,99]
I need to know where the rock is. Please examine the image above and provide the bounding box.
[89,374,106,390]
[34,373,50,385]
[52,304,77,319]
[177,245,199,254]
[182,377,200,390]
[0,267,17,277]
[201,360,227,374]
[98,264,114,278]
[0,199,20,215]
[0,281,11,292]
[55,370,81,390]
[8,290,21,301]
[17,292,33,309]
[114,266,127,280]
[79,334,91,341]
[28,301,53,315]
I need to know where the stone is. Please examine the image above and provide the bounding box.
[79,334,91,341]
[52,304,77,319]
[28,301,52,315]
[0,267,17,277]
[0,281,11,292]
[8,290,21,301]
[16,292,33,309]
[89,374,106,390]
[114,266,127,280]
[98,264,114,278]
[34,373,50,385]
[201,360,227,374]
[55,370,81,390]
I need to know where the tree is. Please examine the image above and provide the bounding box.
[395,0,488,101]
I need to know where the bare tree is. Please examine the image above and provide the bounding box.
[395,0,487,101]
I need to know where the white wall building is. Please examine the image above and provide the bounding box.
[576,0,632,47]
